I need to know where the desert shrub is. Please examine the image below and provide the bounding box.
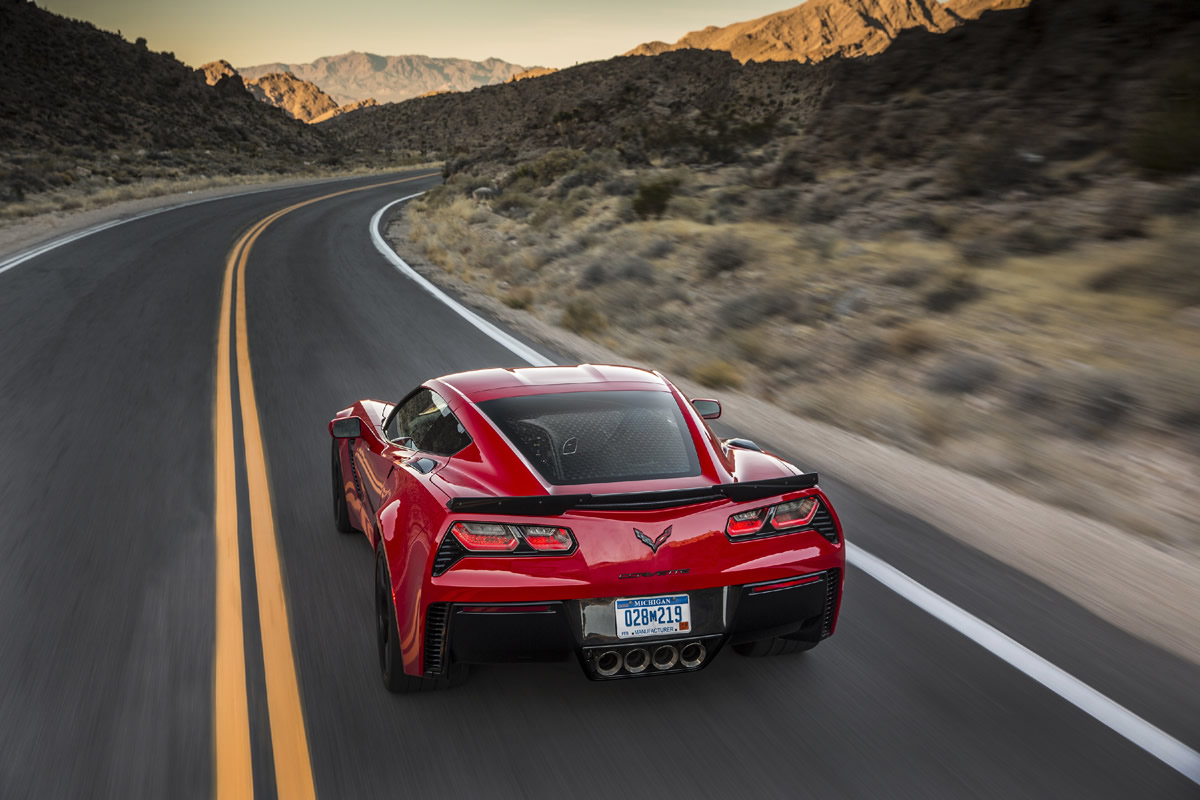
[1085,236,1200,306]
[511,149,585,187]
[959,236,1004,266]
[850,334,888,366]
[802,190,850,224]
[632,177,679,219]
[702,234,749,276]
[924,354,1002,394]
[945,130,1033,196]
[691,359,743,389]
[889,322,938,357]
[1011,369,1138,439]
[1128,62,1200,174]
[714,289,793,329]
[640,236,676,259]
[560,300,607,335]
[884,265,931,287]
[494,191,537,218]
[754,188,800,221]
[712,187,750,222]
[923,272,981,312]
[578,255,655,288]
[503,288,535,309]
[771,145,817,185]
[603,175,638,196]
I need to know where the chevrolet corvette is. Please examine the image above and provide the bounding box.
[329,365,845,692]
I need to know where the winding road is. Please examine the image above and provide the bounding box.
[1,170,1197,798]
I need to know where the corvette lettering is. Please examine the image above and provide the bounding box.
[619,569,690,579]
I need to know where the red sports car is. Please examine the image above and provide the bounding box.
[329,365,845,692]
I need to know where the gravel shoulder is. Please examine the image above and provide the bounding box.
[385,210,1200,668]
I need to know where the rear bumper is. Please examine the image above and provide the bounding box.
[427,568,842,680]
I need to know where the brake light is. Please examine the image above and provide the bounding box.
[772,498,817,529]
[451,522,519,551]
[521,526,574,552]
[725,496,822,540]
[448,522,577,553]
[727,508,769,537]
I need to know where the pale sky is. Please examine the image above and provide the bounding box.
[38,0,836,69]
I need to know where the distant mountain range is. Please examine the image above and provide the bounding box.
[625,0,1027,63]
[200,60,376,123]
[237,52,532,105]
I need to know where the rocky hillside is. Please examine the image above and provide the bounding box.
[0,1,374,210]
[311,97,378,124]
[625,0,1023,63]
[238,52,531,105]
[243,72,339,123]
[319,49,816,159]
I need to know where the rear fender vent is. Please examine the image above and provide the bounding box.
[821,568,841,639]
[432,534,466,577]
[423,603,450,676]
[810,501,839,544]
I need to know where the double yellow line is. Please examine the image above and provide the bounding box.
[212,173,436,799]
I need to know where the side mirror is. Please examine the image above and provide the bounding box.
[331,417,361,439]
[691,398,722,420]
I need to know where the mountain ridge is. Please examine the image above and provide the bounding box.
[237,51,532,105]
[625,0,1026,63]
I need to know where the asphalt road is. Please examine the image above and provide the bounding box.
[1,170,1197,798]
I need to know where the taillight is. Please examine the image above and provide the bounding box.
[521,526,574,551]
[772,498,817,529]
[727,508,769,537]
[449,522,576,553]
[451,522,519,551]
[726,496,823,540]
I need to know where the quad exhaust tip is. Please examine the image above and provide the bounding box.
[623,648,650,674]
[596,650,622,677]
[592,640,710,677]
[679,642,706,669]
[652,645,679,670]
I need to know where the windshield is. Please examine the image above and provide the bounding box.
[477,390,701,485]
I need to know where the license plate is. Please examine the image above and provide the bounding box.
[615,594,691,639]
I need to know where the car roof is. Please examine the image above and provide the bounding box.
[435,364,669,402]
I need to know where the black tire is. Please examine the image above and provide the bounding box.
[732,638,817,657]
[375,545,467,693]
[332,441,354,533]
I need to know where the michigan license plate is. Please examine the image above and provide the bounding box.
[615,594,691,639]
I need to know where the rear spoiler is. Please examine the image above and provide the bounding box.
[445,473,819,516]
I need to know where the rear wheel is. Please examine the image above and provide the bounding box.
[375,545,467,693]
[331,441,354,533]
[732,638,817,657]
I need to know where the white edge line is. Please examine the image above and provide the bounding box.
[369,195,555,368]
[847,543,1200,784]
[0,172,396,278]
[369,193,1200,786]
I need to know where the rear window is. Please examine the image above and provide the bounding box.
[477,390,701,485]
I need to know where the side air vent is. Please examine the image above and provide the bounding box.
[349,446,364,499]
[811,501,839,544]
[821,568,841,639]
[432,534,466,577]
[423,603,450,676]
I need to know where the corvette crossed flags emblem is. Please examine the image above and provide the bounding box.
[634,525,673,554]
